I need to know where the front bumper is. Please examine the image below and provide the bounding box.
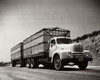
[62,56,93,65]
[62,57,93,62]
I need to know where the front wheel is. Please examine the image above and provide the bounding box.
[78,61,88,70]
[54,55,63,70]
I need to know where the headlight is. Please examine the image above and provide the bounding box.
[62,52,73,59]
[85,52,92,58]
[67,52,72,58]
[84,50,92,58]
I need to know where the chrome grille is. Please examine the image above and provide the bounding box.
[73,44,83,52]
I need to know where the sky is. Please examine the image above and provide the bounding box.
[0,0,100,62]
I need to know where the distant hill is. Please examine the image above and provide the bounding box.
[73,30,100,66]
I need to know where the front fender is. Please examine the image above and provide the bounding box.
[51,50,67,63]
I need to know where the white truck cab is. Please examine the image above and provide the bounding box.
[49,37,93,70]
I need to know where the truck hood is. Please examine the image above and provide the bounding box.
[56,43,83,52]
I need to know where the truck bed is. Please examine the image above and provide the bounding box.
[23,27,70,58]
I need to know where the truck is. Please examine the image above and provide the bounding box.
[11,27,93,70]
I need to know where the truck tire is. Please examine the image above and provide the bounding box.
[12,61,16,67]
[31,58,38,68]
[19,60,23,67]
[27,59,31,68]
[23,60,26,67]
[20,60,26,67]
[54,55,63,70]
[78,61,88,70]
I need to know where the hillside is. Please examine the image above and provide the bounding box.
[73,30,100,66]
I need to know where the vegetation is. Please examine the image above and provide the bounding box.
[73,30,100,41]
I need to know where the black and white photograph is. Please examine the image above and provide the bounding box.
[0,0,100,80]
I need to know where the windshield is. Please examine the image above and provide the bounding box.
[57,38,72,44]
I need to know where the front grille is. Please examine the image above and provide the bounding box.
[73,44,83,52]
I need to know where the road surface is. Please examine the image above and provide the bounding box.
[0,66,100,80]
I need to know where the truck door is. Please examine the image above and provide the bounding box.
[49,39,56,58]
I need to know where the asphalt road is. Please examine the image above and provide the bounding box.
[0,66,100,80]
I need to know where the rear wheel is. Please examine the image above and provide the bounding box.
[12,61,16,67]
[54,55,63,70]
[31,58,38,68]
[78,61,88,70]
[19,60,24,67]
[20,60,22,67]
[23,60,26,67]
[20,60,26,67]
[27,59,31,68]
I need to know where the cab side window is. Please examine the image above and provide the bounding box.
[51,39,55,47]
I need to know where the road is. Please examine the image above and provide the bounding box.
[0,66,100,80]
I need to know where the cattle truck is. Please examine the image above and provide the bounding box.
[11,27,93,70]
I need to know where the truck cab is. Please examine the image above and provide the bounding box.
[49,37,93,70]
